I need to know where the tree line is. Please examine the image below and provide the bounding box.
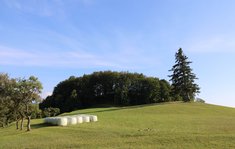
[40,48,200,113]
[39,71,172,113]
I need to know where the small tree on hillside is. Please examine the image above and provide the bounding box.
[169,48,200,102]
[18,76,42,131]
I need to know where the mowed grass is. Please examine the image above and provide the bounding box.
[0,102,235,149]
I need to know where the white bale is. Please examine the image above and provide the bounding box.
[89,115,98,122]
[43,114,98,126]
[47,118,51,124]
[47,117,57,125]
[51,117,57,125]
[53,117,59,125]
[82,115,90,122]
[76,116,83,124]
[50,118,55,125]
[44,117,49,123]
[57,117,68,126]
[46,117,52,124]
[67,116,77,125]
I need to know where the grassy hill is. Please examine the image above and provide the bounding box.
[0,102,235,149]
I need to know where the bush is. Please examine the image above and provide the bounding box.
[31,109,42,119]
[195,98,205,103]
[42,107,60,117]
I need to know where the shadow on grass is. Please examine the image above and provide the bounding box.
[77,108,122,114]
[31,122,56,129]
[72,102,182,115]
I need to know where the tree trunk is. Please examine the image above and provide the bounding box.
[25,104,31,131]
[26,116,31,131]
[20,117,24,130]
[6,118,10,127]
[16,119,19,130]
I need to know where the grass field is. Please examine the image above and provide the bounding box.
[0,102,235,149]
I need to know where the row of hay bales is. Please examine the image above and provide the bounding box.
[44,114,98,126]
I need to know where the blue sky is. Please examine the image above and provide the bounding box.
[1,0,235,107]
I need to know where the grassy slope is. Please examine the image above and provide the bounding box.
[0,102,235,149]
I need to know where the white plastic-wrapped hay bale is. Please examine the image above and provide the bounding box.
[44,117,52,124]
[50,117,58,125]
[76,115,83,124]
[43,114,98,126]
[51,118,57,125]
[57,117,68,126]
[44,117,49,123]
[45,117,53,124]
[67,116,77,125]
[44,117,55,125]
[47,117,56,125]
[81,115,90,122]
[89,115,98,122]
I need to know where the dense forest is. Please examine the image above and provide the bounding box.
[39,71,172,113]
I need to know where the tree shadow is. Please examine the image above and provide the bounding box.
[73,102,178,114]
[31,122,55,129]
[77,108,122,114]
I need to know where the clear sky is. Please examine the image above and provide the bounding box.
[0,0,235,107]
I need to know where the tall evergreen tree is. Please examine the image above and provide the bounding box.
[169,48,200,102]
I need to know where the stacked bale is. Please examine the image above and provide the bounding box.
[76,116,83,124]
[89,115,98,122]
[44,114,98,126]
[67,116,77,125]
[81,115,90,122]
[57,117,68,126]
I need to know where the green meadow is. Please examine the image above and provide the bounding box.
[0,102,235,149]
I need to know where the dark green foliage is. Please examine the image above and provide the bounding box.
[169,48,200,102]
[17,76,42,131]
[30,104,42,119]
[159,79,172,102]
[0,73,16,127]
[0,74,42,130]
[42,107,60,117]
[40,71,172,113]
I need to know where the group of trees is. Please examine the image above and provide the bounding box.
[0,74,42,131]
[40,72,172,113]
[40,48,200,113]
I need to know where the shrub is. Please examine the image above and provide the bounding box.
[195,98,205,103]
[42,107,60,117]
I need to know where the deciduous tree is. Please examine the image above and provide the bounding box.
[18,76,42,131]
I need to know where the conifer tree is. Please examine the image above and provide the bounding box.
[169,48,200,102]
